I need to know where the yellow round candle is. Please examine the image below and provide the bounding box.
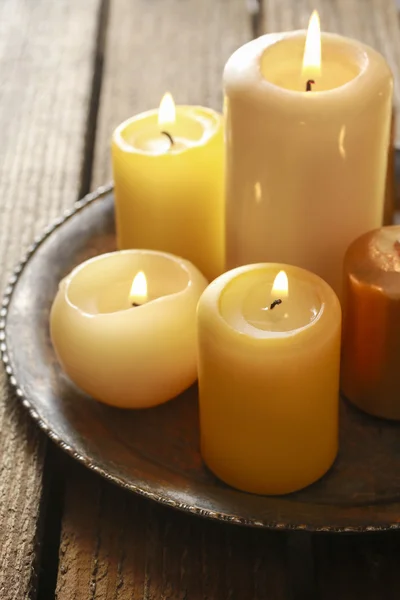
[197,263,341,495]
[50,250,208,409]
[112,94,224,282]
[224,12,393,298]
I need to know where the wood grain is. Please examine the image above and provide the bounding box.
[91,0,252,186]
[0,0,101,597]
[315,533,400,599]
[263,0,400,145]
[56,464,290,600]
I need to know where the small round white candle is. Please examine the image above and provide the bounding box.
[197,263,341,495]
[50,250,208,409]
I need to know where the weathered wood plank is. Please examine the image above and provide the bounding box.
[91,0,251,186]
[56,464,290,600]
[0,1,101,597]
[315,533,400,599]
[263,0,400,145]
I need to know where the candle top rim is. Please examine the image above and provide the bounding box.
[113,106,222,155]
[201,263,341,341]
[220,266,323,338]
[345,226,400,297]
[224,30,391,99]
[61,250,199,317]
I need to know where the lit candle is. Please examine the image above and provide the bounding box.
[112,94,224,282]
[197,263,341,495]
[50,250,208,409]
[342,226,400,420]
[224,11,393,298]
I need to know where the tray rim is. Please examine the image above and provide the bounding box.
[2,183,400,535]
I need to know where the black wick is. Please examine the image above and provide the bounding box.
[269,299,282,310]
[131,302,141,307]
[306,79,315,92]
[161,131,174,146]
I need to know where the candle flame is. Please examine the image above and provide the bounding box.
[302,10,321,78]
[158,92,176,126]
[272,271,289,299]
[129,271,147,305]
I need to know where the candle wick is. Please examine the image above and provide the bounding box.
[270,299,282,310]
[161,131,174,147]
[306,79,315,92]
[131,302,141,307]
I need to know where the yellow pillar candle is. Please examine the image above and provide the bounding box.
[224,11,393,298]
[112,94,224,282]
[197,263,341,495]
[50,250,208,409]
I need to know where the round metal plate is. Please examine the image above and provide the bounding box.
[3,185,400,533]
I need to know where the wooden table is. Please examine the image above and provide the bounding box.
[2,1,400,598]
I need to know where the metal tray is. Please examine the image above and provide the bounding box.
[2,184,400,533]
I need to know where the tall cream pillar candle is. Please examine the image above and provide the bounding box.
[224,13,392,298]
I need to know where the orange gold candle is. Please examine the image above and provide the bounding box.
[342,226,400,419]
[197,263,341,495]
